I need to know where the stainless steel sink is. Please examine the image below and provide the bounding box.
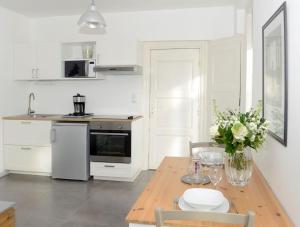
[27,114,54,118]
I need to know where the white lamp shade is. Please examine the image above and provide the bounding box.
[77,2,106,29]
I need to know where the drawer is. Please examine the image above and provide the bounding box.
[4,145,51,173]
[90,162,132,178]
[3,120,51,146]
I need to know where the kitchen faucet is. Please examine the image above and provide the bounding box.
[28,92,35,116]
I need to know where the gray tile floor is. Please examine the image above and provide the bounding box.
[0,171,154,227]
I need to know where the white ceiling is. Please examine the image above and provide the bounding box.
[0,0,251,17]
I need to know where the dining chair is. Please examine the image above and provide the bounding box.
[155,208,255,227]
[189,141,225,157]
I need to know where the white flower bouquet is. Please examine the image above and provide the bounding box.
[210,101,268,156]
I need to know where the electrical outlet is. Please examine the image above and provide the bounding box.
[131,93,137,103]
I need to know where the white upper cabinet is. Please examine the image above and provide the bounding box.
[14,42,62,80]
[14,44,36,80]
[36,43,61,79]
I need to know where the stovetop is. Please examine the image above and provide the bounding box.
[62,114,135,120]
[92,115,135,120]
[63,113,94,118]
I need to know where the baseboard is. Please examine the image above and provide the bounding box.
[0,170,8,178]
[7,170,51,177]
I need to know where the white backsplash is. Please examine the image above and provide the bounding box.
[27,76,143,115]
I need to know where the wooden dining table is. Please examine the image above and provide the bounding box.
[126,157,294,227]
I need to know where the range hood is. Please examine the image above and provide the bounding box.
[94,65,142,75]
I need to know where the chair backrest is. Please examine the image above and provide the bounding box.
[155,208,255,227]
[189,141,225,156]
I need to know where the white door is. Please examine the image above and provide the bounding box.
[207,37,242,126]
[14,43,36,80]
[36,42,61,79]
[149,49,201,169]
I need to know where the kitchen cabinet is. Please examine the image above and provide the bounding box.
[4,145,51,173]
[14,42,61,80]
[91,162,133,179]
[3,120,52,175]
[36,43,61,79]
[3,120,51,146]
[13,44,36,80]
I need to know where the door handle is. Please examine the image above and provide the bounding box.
[90,132,129,136]
[21,121,32,124]
[104,165,116,168]
[51,128,56,143]
[151,105,156,115]
[21,147,31,151]
[32,68,35,78]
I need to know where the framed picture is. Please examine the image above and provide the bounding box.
[262,2,288,146]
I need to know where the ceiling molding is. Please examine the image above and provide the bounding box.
[0,0,250,18]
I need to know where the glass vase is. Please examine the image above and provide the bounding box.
[82,44,94,59]
[224,147,253,187]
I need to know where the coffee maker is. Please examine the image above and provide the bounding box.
[73,93,86,116]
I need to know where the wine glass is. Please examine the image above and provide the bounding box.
[208,165,223,187]
[187,156,202,186]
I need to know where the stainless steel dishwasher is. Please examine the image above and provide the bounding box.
[51,122,89,181]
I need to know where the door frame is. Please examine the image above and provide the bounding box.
[142,41,208,169]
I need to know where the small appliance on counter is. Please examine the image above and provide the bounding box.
[64,93,93,118]
[64,59,96,78]
[73,93,86,115]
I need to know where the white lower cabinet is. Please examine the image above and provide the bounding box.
[91,162,134,180]
[3,120,51,146]
[4,145,51,173]
[3,120,52,175]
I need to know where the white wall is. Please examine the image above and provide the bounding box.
[252,0,300,225]
[235,9,246,34]
[0,6,32,173]
[28,77,143,115]
[26,7,236,115]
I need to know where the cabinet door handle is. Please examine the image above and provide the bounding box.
[33,68,38,78]
[104,165,115,168]
[90,132,129,136]
[21,121,32,124]
[21,147,31,151]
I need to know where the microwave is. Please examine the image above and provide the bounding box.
[64,59,96,78]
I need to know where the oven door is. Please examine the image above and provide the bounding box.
[89,130,131,163]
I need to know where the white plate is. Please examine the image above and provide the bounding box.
[183,188,224,210]
[179,196,230,213]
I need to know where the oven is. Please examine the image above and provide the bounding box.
[89,122,131,164]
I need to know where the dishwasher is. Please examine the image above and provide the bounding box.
[51,122,89,181]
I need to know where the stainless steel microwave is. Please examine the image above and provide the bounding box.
[64,59,96,78]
